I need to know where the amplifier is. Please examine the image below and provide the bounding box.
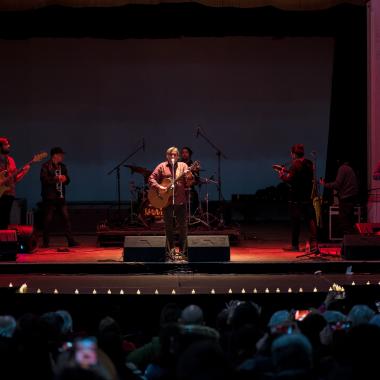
[329,206,361,240]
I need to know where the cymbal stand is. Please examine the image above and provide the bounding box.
[126,181,141,225]
[188,186,209,228]
[188,177,218,228]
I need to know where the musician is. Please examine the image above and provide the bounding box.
[0,137,30,229]
[149,147,193,261]
[40,147,79,248]
[278,144,318,253]
[180,146,199,214]
[320,159,358,235]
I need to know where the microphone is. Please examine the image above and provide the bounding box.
[142,138,145,152]
[171,158,175,166]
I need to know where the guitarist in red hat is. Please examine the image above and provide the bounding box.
[149,146,195,262]
[0,137,30,229]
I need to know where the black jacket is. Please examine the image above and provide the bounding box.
[40,160,71,200]
[281,158,314,202]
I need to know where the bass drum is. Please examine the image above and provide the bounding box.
[139,198,164,226]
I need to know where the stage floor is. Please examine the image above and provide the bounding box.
[16,235,342,264]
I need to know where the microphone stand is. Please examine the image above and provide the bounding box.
[196,127,227,226]
[107,139,145,224]
[171,158,176,231]
[196,127,227,202]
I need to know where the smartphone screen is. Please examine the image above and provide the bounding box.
[295,310,311,321]
[75,337,98,368]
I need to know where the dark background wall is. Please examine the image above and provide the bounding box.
[0,4,367,209]
[0,36,333,207]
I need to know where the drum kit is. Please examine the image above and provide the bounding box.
[124,163,220,228]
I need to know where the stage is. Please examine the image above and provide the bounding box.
[16,235,342,264]
[1,225,380,329]
[2,225,380,296]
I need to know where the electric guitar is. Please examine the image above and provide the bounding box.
[272,164,289,174]
[0,152,48,197]
[148,160,200,209]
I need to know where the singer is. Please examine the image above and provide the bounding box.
[148,147,192,262]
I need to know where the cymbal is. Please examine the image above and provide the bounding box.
[199,177,219,185]
[124,165,152,176]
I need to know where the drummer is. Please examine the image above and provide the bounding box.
[180,147,200,214]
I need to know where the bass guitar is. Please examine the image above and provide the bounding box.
[148,160,200,209]
[0,152,48,197]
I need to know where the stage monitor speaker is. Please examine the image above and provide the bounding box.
[8,225,38,253]
[187,235,230,262]
[123,236,166,262]
[0,230,17,261]
[342,234,380,260]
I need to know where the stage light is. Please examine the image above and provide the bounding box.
[191,289,196,294]
[313,287,318,292]
[265,288,269,293]
[8,283,13,288]
[54,289,59,294]
[228,288,232,294]
[37,288,41,294]
[107,289,112,294]
[120,290,124,295]
[92,289,97,294]
[329,287,333,291]
[241,288,246,294]
[253,288,258,293]
[288,288,292,293]
[276,288,280,293]
[155,289,159,295]
[211,289,215,294]
[171,289,176,295]
[352,281,356,285]
[75,289,79,294]
[137,289,141,295]
[367,281,371,285]
[299,288,303,293]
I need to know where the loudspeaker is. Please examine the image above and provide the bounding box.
[123,236,166,262]
[329,206,361,240]
[342,234,380,260]
[187,235,230,262]
[0,230,18,261]
[8,225,38,253]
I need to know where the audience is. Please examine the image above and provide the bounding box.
[0,294,379,380]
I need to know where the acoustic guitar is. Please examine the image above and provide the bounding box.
[148,160,200,209]
[0,152,48,197]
